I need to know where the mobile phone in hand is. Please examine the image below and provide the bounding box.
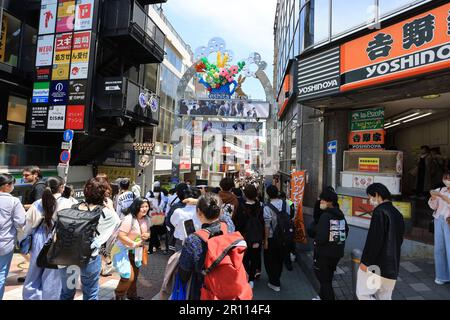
[183,219,196,237]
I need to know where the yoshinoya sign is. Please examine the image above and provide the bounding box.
[341,3,450,92]
[298,47,340,102]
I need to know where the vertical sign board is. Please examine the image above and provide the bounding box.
[29,0,98,133]
[291,171,307,244]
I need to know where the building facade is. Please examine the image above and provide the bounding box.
[274,0,448,253]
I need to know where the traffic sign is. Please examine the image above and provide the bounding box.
[327,140,337,155]
[60,150,71,163]
[61,142,71,150]
[63,130,74,142]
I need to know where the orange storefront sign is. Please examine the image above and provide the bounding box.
[341,3,450,92]
[349,130,385,150]
[291,171,307,244]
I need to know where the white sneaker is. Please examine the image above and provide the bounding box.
[267,283,281,292]
[435,279,445,285]
[312,296,321,300]
[249,281,254,289]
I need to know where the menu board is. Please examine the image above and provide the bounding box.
[29,0,96,132]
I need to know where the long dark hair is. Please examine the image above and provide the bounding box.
[197,193,221,220]
[128,197,150,219]
[41,177,64,228]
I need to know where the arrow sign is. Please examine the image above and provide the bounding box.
[327,140,337,155]
[63,130,74,142]
[60,150,71,163]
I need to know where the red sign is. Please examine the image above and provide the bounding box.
[55,33,73,51]
[65,105,85,130]
[291,171,307,244]
[352,197,375,220]
[349,130,385,150]
[72,31,91,50]
[60,150,71,163]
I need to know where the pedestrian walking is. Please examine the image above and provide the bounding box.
[263,185,293,292]
[177,193,251,300]
[429,172,450,285]
[0,174,26,299]
[356,183,405,300]
[312,188,348,300]
[112,197,150,300]
[61,184,79,205]
[115,178,136,218]
[233,184,265,289]
[58,177,120,300]
[146,189,167,254]
[21,177,72,300]
[218,178,240,219]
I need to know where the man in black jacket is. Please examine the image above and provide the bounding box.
[357,183,405,300]
[313,188,349,300]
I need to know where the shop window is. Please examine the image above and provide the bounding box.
[7,123,25,144]
[332,0,376,36]
[20,24,37,74]
[0,12,21,68]
[379,0,423,18]
[144,63,158,93]
[7,96,27,124]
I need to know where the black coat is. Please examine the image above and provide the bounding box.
[314,207,349,259]
[361,202,405,280]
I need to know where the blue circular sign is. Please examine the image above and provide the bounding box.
[60,150,71,163]
[63,130,74,142]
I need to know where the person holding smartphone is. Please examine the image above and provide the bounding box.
[429,172,450,285]
[113,197,151,300]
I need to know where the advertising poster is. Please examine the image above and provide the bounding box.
[291,171,307,244]
[0,14,7,62]
[36,35,55,66]
[56,1,75,33]
[70,62,89,79]
[71,31,90,63]
[179,99,270,119]
[65,105,85,130]
[47,105,66,129]
[53,33,72,80]
[358,158,380,172]
[338,195,353,217]
[49,80,69,104]
[352,174,374,189]
[42,0,58,4]
[39,3,57,35]
[75,0,94,31]
[30,106,48,130]
[36,66,52,81]
[32,82,50,104]
[68,79,87,104]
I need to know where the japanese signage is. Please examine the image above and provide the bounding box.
[290,171,307,244]
[298,47,341,102]
[30,106,48,130]
[30,0,97,132]
[39,3,57,35]
[349,130,385,150]
[75,0,94,31]
[32,82,50,104]
[192,120,203,165]
[56,1,75,33]
[352,197,374,219]
[47,105,66,129]
[97,166,136,182]
[358,158,380,172]
[180,156,192,171]
[338,195,353,217]
[36,35,55,66]
[350,107,385,131]
[341,3,450,92]
[179,99,270,119]
[0,13,7,62]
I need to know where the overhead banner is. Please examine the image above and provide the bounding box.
[179,99,270,119]
[291,171,307,244]
[341,2,450,92]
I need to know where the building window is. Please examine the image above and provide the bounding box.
[379,0,423,17]
[7,96,27,144]
[0,12,21,68]
[311,0,330,44]
[20,24,37,73]
[165,44,183,72]
[145,63,158,92]
[332,0,376,36]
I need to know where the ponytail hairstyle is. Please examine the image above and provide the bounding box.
[197,193,222,220]
[41,176,64,228]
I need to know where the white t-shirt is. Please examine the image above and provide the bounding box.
[170,204,201,241]
[116,191,135,218]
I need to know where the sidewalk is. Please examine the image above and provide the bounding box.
[298,250,450,300]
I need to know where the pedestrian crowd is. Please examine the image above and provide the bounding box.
[3,165,449,301]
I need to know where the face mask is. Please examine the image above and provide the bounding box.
[369,198,379,207]
[443,180,450,188]
[320,203,328,211]
[154,192,160,198]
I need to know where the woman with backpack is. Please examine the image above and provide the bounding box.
[0,174,26,300]
[313,188,348,300]
[58,177,120,300]
[112,197,151,300]
[177,193,250,300]
[21,177,73,300]
[233,185,264,289]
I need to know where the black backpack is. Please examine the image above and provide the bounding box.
[244,203,264,244]
[266,201,295,247]
[47,203,105,267]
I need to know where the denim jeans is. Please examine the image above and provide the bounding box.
[434,215,450,282]
[59,255,102,300]
[0,250,14,300]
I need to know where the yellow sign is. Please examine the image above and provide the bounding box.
[358,157,380,172]
[338,195,353,217]
[393,201,412,220]
[52,63,70,80]
[58,1,75,18]
[71,49,89,63]
[97,166,136,182]
[54,50,71,64]
[0,14,7,62]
